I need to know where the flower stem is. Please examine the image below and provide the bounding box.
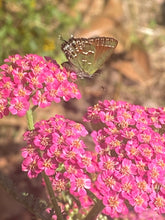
[84,189,105,220]
[26,109,64,220]
[26,109,34,130]
[84,199,104,220]
[42,173,64,220]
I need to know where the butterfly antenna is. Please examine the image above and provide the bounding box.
[58,35,68,43]
[59,35,74,43]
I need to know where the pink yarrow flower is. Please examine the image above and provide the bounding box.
[70,173,91,196]
[129,190,149,213]
[83,100,165,217]
[9,97,30,116]
[0,54,81,118]
[21,100,165,219]
[22,114,89,179]
[103,191,128,217]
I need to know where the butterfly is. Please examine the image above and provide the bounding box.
[61,36,118,78]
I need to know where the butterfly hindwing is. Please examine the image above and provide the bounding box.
[75,43,96,76]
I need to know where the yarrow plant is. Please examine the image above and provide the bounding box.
[1,54,165,219]
[0,54,80,118]
[84,100,165,218]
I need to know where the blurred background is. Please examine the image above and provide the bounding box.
[0,0,165,219]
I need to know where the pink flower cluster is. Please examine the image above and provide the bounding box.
[0,54,81,118]
[22,100,165,218]
[84,100,165,217]
[22,114,94,194]
[22,114,99,218]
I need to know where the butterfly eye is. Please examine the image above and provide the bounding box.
[61,36,118,78]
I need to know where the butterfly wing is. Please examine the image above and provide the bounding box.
[61,37,118,77]
[61,38,93,70]
[71,41,96,76]
[87,37,118,75]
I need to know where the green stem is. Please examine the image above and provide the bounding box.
[42,173,64,220]
[26,109,64,220]
[26,109,34,130]
[84,189,105,220]
[84,199,104,220]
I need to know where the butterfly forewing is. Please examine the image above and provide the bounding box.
[61,36,118,78]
